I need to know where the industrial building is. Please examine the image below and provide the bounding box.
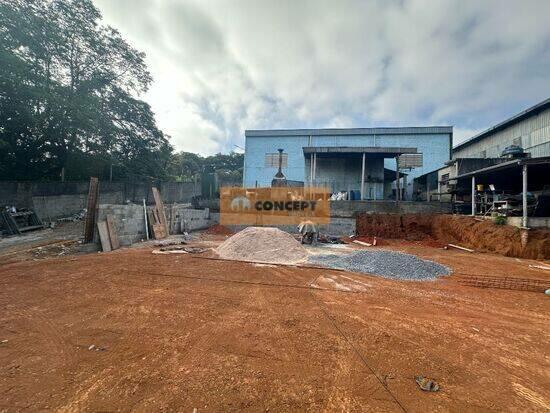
[414,98,550,227]
[243,127,453,200]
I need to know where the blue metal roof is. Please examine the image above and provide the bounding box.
[245,126,453,137]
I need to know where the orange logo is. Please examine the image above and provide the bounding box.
[220,187,331,225]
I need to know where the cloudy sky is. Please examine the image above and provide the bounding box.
[94,0,550,155]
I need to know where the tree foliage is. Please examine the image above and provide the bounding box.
[0,0,172,181]
[167,151,244,183]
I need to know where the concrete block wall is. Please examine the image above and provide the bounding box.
[33,191,123,221]
[97,204,215,247]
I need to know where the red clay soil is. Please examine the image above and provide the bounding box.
[1,244,549,411]
[205,224,234,235]
[357,213,550,259]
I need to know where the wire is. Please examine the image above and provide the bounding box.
[308,288,408,412]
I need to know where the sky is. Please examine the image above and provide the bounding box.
[93,0,550,155]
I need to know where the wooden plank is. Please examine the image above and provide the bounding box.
[97,221,112,252]
[84,177,99,242]
[106,214,120,250]
[151,187,168,237]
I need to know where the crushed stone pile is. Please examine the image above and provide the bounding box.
[216,227,308,264]
[308,250,450,281]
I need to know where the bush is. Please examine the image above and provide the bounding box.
[494,215,507,226]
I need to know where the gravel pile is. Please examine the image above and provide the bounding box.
[308,250,450,280]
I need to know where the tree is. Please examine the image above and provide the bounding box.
[166,151,244,183]
[0,0,172,181]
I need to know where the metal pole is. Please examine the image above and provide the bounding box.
[361,152,366,200]
[471,175,476,216]
[143,198,149,240]
[521,165,527,228]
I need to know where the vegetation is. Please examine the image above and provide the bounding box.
[166,151,244,183]
[0,0,171,181]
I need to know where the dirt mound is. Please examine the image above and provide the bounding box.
[216,227,308,264]
[205,224,233,235]
[356,213,550,260]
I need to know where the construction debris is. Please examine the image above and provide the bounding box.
[353,240,372,247]
[1,207,44,235]
[446,243,475,253]
[97,217,120,252]
[216,227,308,264]
[415,376,440,392]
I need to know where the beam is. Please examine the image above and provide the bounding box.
[521,165,528,228]
[361,152,366,200]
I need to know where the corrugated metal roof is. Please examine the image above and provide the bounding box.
[453,98,550,151]
[245,126,453,137]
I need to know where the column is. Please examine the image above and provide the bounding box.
[471,175,476,216]
[521,165,528,228]
[395,157,400,204]
[361,153,366,200]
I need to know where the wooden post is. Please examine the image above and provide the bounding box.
[83,177,99,243]
[521,165,528,228]
[361,152,366,200]
[471,175,476,216]
[152,187,168,236]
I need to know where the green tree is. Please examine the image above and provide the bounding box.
[0,0,172,181]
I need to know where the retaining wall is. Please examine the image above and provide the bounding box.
[330,200,452,218]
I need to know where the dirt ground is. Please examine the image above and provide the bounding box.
[1,235,549,412]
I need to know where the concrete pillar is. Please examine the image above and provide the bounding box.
[403,175,407,201]
[309,155,313,187]
[313,153,317,185]
[395,157,400,204]
[471,175,476,216]
[521,165,528,228]
[361,153,366,200]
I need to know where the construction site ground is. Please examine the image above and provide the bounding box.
[1,233,549,412]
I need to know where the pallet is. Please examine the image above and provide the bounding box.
[0,209,43,235]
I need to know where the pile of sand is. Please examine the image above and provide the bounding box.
[216,227,308,264]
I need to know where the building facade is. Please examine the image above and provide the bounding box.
[453,98,550,159]
[243,127,452,200]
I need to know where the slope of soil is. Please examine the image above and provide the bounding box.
[357,213,550,259]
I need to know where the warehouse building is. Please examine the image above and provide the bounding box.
[453,98,550,159]
[243,127,453,200]
[413,98,550,227]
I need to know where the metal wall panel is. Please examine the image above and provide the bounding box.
[453,108,550,159]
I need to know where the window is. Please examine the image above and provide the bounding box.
[265,153,288,168]
[441,173,450,182]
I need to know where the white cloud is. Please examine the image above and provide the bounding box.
[93,0,550,154]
